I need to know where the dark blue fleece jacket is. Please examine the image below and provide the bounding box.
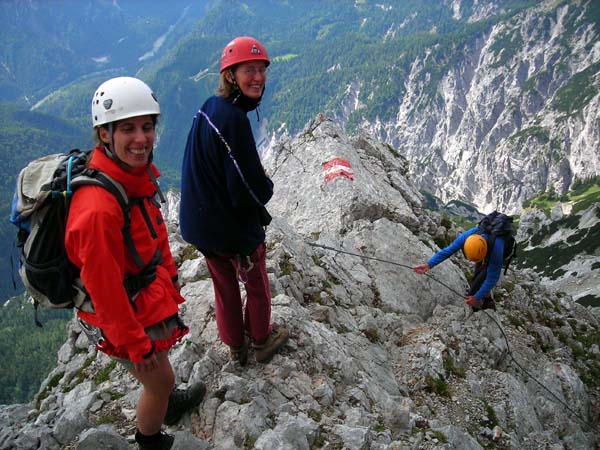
[180,94,273,256]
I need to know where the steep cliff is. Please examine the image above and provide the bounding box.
[342,0,600,214]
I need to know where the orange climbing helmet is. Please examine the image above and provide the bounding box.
[220,36,270,73]
[463,234,488,262]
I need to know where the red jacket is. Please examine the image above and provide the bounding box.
[65,148,186,362]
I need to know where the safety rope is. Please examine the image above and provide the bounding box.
[307,242,598,433]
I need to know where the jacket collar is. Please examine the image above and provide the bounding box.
[228,89,262,112]
[89,147,159,198]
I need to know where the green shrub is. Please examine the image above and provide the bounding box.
[93,360,117,385]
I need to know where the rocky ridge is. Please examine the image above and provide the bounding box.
[1,117,599,450]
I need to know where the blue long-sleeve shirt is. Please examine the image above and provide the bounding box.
[180,94,273,255]
[428,227,504,301]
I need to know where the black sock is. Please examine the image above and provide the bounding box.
[135,430,163,444]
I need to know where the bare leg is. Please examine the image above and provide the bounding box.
[128,351,175,435]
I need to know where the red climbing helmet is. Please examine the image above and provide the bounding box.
[219,36,270,73]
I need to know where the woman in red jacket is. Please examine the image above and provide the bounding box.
[66,77,202,450]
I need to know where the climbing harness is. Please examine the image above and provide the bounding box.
[235,254,254,284]
[307,241,599,433]
[77,317,106,349]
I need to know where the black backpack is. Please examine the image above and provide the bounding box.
[10,149,159,326]
[476,211,517,274]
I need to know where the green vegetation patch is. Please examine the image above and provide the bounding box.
[576,294,600,308]
[552,62,600,116]
[424,374,450,397]
[443,351,466,378]
[73,357,94,385]
[412,427,448,443]
[93,360,118,385]
[511,126,550,144]
[35,371,65,409]
[518,215,600,277]
[480,401,500,429]
[523,177,600,216]
[279,254,295,276]
[96,414,119,425]
[572,190,600,215]
[180,244,199,262]
[272,53,298,62]
[490,28,524,68]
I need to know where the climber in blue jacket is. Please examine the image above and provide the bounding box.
[414,227,504,311]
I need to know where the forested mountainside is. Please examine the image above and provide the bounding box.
[1,2,598,296]
[0,0,210,301]
[0,0,208,103]
[0,295,70,405]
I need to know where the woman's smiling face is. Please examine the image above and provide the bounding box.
[100,115,155,168]
[231,61,268,99]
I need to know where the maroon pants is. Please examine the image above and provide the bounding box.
[204,243,272,347]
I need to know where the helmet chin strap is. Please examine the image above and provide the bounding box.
[103,122,118,161]
[229,68,242,104]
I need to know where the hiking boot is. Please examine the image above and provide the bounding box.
[253,325,289,364]
[135,430,174,450]
[163,382,206,426]
[481,298,496,310]
[229,341,248,366]
[471,298,496,312]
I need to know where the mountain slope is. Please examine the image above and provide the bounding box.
[335,0,600,214]
[516,179,600,306]
[0,0,208,105]
[1,116,598,450]
[2,0,599,300]
[143,0,600,214]
[9,0,598,213]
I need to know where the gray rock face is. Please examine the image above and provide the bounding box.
[517,203,600,303]
[314,0,600,214]
[1,117,598,450]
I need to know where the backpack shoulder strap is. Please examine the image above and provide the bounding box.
[502,235,517,275]
[483,233,496,265]
[70,171,146,269]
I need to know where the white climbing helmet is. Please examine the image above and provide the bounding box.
[91,76,160,127]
